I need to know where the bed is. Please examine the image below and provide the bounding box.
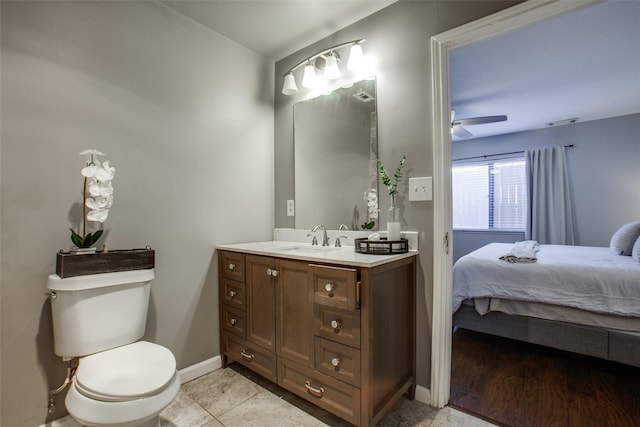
[452,243,640,367]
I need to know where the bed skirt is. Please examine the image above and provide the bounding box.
[453,305,640,368]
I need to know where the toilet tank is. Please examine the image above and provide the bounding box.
[46,269,155,358]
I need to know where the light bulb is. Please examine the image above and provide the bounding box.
[324,52,341,80]
[302,63,317,88]
[281,72,298,96]
[347,43,365,72]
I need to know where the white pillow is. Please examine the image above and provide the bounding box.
[633,237,640,263]
[610,221,640,256]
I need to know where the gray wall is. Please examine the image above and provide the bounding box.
[452,113,640,261]
[1,2,274,425]
[275,1,519,392]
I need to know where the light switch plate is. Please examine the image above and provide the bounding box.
[409,177,432,201]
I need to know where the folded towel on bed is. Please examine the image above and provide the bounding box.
[499,240,540,263]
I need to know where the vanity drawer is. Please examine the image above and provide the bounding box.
[314,337,361,387]
[222,278,246,310]
[221,305,246,338]
[278,357,360,426]
[315,305,360,349]
[222,333,277,383]
[310,264,358,311]
[221,251,245,282]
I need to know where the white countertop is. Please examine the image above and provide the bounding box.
[216,240,417,268]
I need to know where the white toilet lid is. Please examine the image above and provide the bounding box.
[75,341,176,402]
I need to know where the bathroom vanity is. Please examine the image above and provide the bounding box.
[217,241,416,426]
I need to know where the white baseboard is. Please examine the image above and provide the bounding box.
[178,355,222,384]
[414,384,431,405]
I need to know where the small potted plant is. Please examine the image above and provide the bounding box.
[378,155,406,241]
[69,149,115,254]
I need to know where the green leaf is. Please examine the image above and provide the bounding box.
[81,230,104,247]
[90,229,104,245]
[70,229,83,247]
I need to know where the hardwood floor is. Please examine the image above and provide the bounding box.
[450,328,640,427]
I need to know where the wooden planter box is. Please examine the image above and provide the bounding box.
[56,248,155,278]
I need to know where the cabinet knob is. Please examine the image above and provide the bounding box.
[267,269,279,277]
[331,356,341,367]
[228,263,236,271]
[330,319,342,329]
[229,290,236,298]
[324,283,335,292]
[230,318,237,326]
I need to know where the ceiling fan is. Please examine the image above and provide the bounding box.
[451,110,507,139]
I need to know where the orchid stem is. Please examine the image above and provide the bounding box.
[82,176,87,238]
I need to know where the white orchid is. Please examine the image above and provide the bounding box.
[364,189,379,219]
[361,188,378,230]
[69,149,115,248]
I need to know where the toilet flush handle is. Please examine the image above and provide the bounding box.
[50,292,57,300]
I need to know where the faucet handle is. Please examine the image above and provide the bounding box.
[334,235,348,247]
[307,233,318,246]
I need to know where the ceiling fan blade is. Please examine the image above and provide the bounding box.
[453,115,507,126]
[452,126,473,138]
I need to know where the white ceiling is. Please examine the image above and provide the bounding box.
[449,1,640,140]
[162,1,639,142]
[161,0,396,61]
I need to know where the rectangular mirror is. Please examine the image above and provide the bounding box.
[294,78,378,230]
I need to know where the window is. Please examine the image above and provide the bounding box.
[452,156,527,231]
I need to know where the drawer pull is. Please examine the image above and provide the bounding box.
[230,318,237,326]
[304,381,324,398]
[331,356,341,367]
[324,283,335,292]
[228,263,236,271]
[240,350,254,362]
[229,290,237,298]
[330,319,342,329]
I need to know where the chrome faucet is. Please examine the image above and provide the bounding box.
[312,225,330,246]
[338,224,349,231]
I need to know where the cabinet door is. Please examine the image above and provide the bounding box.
[275,259,314,367]
[246,255,276,351]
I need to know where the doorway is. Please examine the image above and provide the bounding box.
[428,0,600,408]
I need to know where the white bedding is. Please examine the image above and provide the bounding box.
[453,243,640,318]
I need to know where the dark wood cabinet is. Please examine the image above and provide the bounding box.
[219,248,416,426]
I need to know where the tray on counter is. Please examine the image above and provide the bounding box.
[354,238,409,255]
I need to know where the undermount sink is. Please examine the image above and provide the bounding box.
[276,245,341,253]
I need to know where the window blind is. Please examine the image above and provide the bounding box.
[452,156,527,231]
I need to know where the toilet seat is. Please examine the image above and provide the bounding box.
[75,341,176,402]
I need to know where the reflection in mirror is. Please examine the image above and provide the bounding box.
[294,78,378,231]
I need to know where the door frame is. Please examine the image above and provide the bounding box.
[429,0,600,408]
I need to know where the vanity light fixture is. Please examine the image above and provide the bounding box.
[302,61,318,88]
[324,51,341,80]
[281,39,367,96]
[282,72,298,95]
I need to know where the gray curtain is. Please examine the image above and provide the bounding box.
[526,146,575,244]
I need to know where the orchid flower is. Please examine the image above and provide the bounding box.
[69,149,115,248]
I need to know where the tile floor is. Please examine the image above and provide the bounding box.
[160,365,496,427]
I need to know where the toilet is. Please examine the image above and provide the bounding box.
[47,269,180,427]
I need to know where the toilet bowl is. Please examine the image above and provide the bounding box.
[65,341,180,427]
[47,270,179,427]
